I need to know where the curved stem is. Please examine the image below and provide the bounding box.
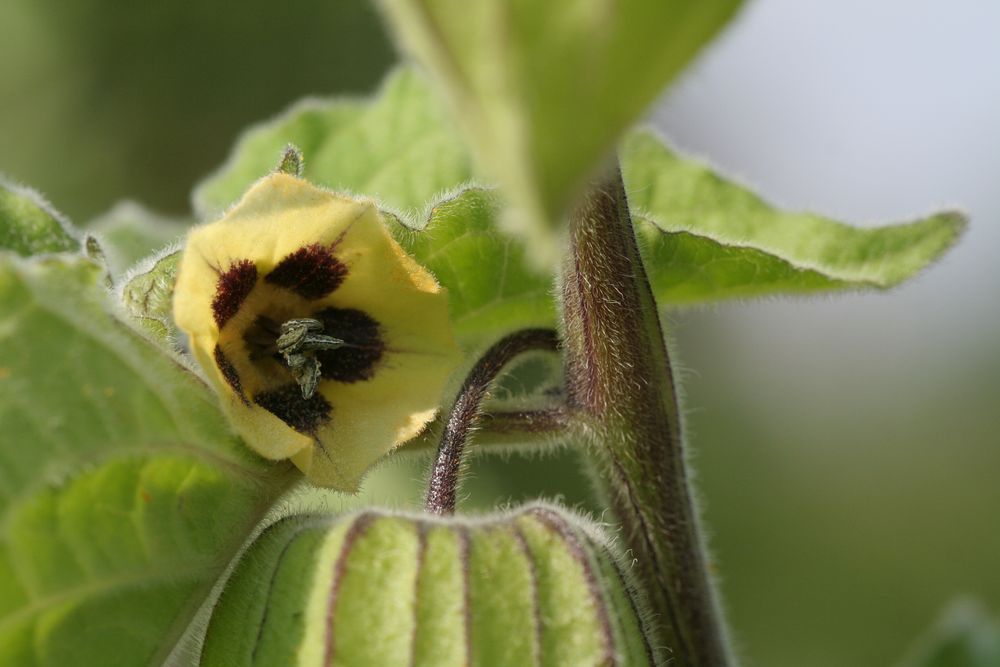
[424,328,560,515]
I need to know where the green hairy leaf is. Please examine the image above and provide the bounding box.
[193,67,474,222]
[0,179,80,257]
[0,251,293,666]
[623,130,967,302]
[377,0,744,262]
[392,188,552,346]
[899,599,1000,667]
[201,505,654,666]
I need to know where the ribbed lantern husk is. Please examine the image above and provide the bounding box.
[200,504,656,666]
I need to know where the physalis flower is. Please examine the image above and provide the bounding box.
[173,172,460,490]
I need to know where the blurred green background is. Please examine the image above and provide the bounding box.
[1,1,997,666]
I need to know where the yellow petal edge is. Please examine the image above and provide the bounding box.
[173,172,461,490]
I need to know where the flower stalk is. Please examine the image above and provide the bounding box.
[425,328,560,515]
[560,166,732,666]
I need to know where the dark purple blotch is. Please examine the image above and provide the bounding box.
[254,383,332,434]
[214,345,248,405]
[313,307,385,383]
[265,244,347,300]
[212,259,258,327]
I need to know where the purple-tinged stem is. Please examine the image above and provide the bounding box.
[425,328,560,515]
[560,166,732,667]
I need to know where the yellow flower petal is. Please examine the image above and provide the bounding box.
[173,173,461,490]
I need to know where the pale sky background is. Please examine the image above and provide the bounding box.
[655,0,999,403]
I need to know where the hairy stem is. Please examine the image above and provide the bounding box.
[425,328,560,515]
[560,166,732,666]
[477,407,573,436]
[401,406,572,454]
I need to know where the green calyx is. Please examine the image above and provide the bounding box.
[200,505,656,667]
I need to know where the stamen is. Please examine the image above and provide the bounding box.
[277,318,346,398]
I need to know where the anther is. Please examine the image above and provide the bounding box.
[277,318,345,399]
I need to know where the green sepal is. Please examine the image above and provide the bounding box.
[118,246,182,343]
